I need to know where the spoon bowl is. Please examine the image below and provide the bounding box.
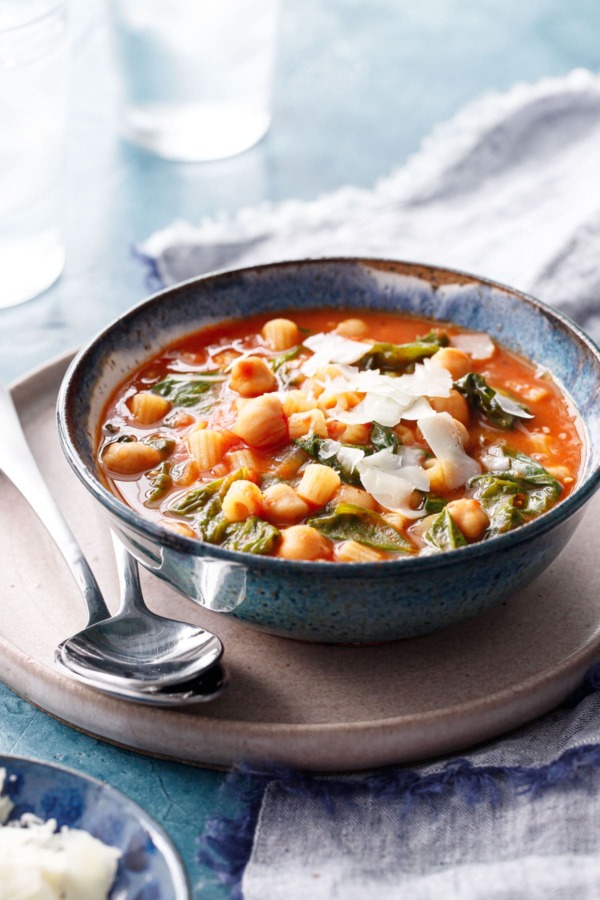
[57,532,223,690]
[54,655,229,706]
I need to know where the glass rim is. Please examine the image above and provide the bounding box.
[0,1,66,37]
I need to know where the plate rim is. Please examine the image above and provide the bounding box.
[2,351,600,772]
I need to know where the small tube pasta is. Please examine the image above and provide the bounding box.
[278,525,332,560]
[187,428,227,470]
[130,391,171,424]
[226,448,263,473]
[229,356,277,397]
[102,441,162,476]
[296,464,341,507]
[222,480,263,522]
[287,409,328,440]
[335,484,377,510]
[172,459,200,486]
[233,394,288,449]
[335,541,386,562]
[281,390,318,417]
[262,317,300,351]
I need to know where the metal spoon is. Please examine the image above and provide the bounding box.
[54,654,229,706]
[57,531,223,690]
[0,382,224,701]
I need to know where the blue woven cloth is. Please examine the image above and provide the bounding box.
[198,668,600,898]
[139,70,600,898]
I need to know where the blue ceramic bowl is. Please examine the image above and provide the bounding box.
[0,754,190,898]
[57,258,600,643]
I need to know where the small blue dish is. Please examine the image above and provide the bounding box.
[0,754,190,899]
[57,258,600,643]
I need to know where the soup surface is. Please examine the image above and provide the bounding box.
[98,310,583,562]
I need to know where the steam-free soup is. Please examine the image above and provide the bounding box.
[98,311,583,562]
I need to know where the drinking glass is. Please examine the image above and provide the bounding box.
[0,1,68,309]
[106,0,279,162]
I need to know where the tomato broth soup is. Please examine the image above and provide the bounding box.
[98,310,583,563]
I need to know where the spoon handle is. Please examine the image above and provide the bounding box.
[0,383,111,624]
[110,530,147,615]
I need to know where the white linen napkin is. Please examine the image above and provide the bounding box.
[140,67,600,341]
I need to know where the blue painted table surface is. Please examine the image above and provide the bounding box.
[1,0,598,895]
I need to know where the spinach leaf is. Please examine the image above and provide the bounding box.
[143,434,176,460]
[168,468,257,546]
[270,346,301,372]
[423,507,468,552]
[369,422,400,454]
[169,468,250,517]
[307,502,412,552]
[358,330,449,372]
[454,373,529,430]
[151,371,225,408]
[422,495,448,515]
[468,474,526,537]
[144,462,172,508]
[221,516,280,554]
[293,435,363,485]
[469,449,561,536]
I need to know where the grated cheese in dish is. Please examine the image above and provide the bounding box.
[0,769,121,900]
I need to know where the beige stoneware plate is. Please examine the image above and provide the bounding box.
[1,353,599,772]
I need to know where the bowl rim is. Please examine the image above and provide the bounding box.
[57,255,600,577]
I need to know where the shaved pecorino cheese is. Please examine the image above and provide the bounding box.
[494,391,534,419]
[356,448,429,517]
[450,332,496,360]
[394,357,452,398]
[417,412,481,489]
[301,333,372,374]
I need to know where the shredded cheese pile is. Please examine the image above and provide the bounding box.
[299,332,491,515]
[0,769,121,900]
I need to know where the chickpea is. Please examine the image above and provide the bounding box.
[393,424,416,445]
[233,394,288,449]
[429,390,470,426]
[278,525,332,561]
[447,499,489,542]
[262,318,301,351]
[335,484,377,510]
[262,483,310,524]
[423,458,448,493]
[129,391,171,425]
[432,347,472,380]
[337,422,371,445]
[102,440,162,476]
[229,356,277,397]
[335,318,368,339]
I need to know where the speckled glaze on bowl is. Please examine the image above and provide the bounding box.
[0,754,190,898]
[57,259,600,643]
